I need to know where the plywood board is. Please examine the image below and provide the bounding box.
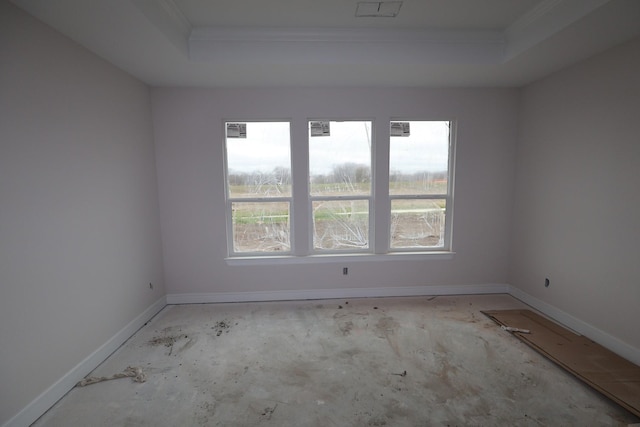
[482,309,640,418]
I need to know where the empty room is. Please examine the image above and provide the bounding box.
[1,0,639,426]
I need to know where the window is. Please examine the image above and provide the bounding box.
[389,120,453,250]
[309,120,372,251]
[224,121,292,254]
[223,118,455,258]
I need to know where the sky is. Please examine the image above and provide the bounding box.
[225,120,450,175]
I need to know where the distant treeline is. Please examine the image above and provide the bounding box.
[228,162,446,187]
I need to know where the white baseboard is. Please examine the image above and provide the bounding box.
[508,286,640,366]
[166,283,509,304]
[168,284,640,366]
[3,296,167,427]
[13,283,638,427]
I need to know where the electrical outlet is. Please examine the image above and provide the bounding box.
[343,267,348,275]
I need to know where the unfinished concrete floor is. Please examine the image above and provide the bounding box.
[34,295,639,426]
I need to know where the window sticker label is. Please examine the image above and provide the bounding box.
[226,123,247,138]
[390,121,410,137]
[310,121,331,136]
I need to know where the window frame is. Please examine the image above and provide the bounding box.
[223,119,294,256]
[222,117,456,261]
[387,119,456,253]
[307,119,375,254]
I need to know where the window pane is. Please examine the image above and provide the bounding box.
[226,122,291,198]
[390,121,450,195]
[231,201,290,253]
[309,121,372,196]
[312,200,369,250]
[390,199,446,248]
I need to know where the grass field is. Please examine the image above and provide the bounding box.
[229,178,447,199]
[230,196,446,253]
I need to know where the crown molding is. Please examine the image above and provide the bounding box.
[131,0,192,55]
[129,0,616,66]
[504,0,611,61]
[189,27,506,65]
[189,26,505,44]
[506,0,566,36]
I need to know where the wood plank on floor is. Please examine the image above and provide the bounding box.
[481,309,640,418]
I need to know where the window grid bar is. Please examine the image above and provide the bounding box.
[389,194,448,200]
[310,195,371,202]
[228,196,292,203]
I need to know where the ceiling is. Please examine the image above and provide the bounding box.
[11,0,640,88]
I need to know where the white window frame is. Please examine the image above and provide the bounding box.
[223,117,456,263]
[388,119,456,253]
[307,119,375,254]
[223,119,294,256]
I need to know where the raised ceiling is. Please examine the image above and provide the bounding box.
[11,0,640,87]
[174,0,540,29]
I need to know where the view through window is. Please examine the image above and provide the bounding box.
[309,121,372,251]
[389,120,452,249]
[225,121,291,254]
[224,119,454,256]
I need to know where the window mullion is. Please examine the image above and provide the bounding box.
[373,118,390,254]
[290,118,310,256]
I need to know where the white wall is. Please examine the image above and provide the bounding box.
[152,87,518,296]
[510,36,640,353]
[3,0,639,422]
[0,3,165,424]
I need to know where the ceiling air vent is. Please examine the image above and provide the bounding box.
[355,1,402,18]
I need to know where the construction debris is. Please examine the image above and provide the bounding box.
[260,404,277,420]
[76,366,146,387]
[501,325,531,334]
[484,309,640,418]
[213,319,233,336]
[149,335,180,347]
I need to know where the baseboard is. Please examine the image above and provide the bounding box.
[508,286,640,366]
[3,296,167,427]
[11,285,638,426]
[167,285,639,366]
[166,283,509,304]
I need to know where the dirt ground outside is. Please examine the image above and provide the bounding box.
[231,210,444,253]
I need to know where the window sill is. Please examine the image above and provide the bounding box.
[225,251,455,266]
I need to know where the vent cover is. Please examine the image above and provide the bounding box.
[355,1,402,17]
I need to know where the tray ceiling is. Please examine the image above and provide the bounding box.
[11,0,640,87]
